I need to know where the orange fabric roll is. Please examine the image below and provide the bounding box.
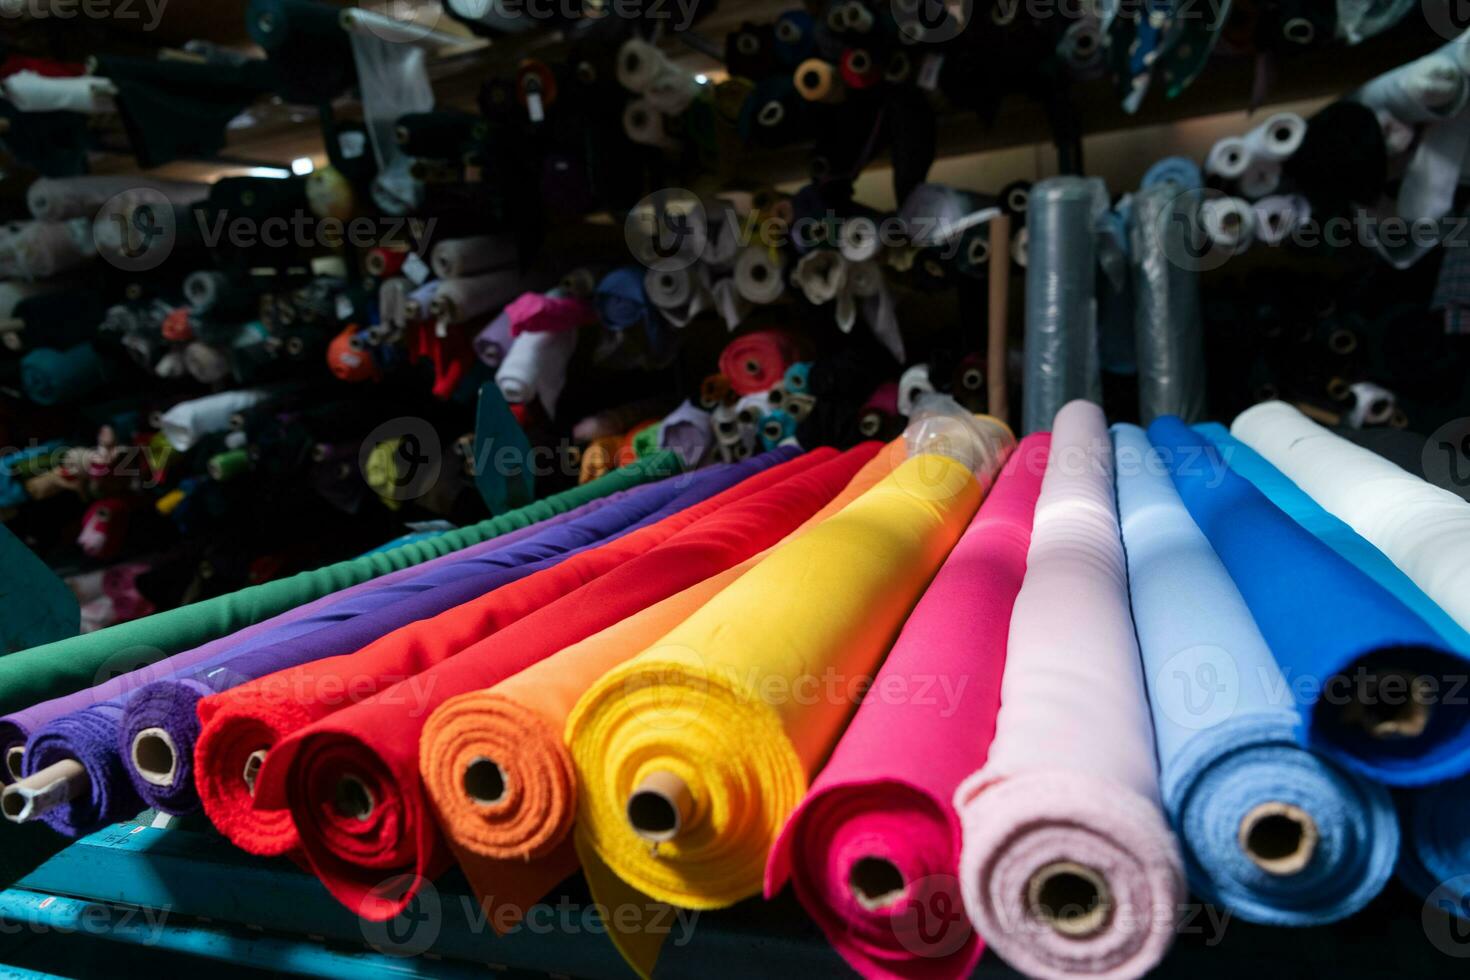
[579,436,622,484]
[419,438,910,925]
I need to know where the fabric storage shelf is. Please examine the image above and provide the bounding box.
[0,817,1459,978]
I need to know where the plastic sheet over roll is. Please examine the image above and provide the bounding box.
[954,401,1184,980]
[1232,401,1470,637]
[1023,178,1106,434]
[1130,183,1206,424]
[569,451,992,913]
[1113,424,1398,926]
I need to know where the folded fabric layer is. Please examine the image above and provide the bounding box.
[1150,416,1470,787]
[420,440,909,931]
[0,472,648,784]
[1398,774,1470,920]
[0,454,682,732]
[1231,401,1470,636]
[1113,423,1398,927]
[955,401,1184,980]
[112,478,683,819]
[26,475,687,835]
[569,450,991,925]
[1195,424,1470,654]
[765,433,1045,980]
[253,446,876,920]
[196,450,797,859]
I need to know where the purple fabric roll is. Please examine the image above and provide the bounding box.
[658,399,714,469]
[473,311,513,368]
[0,479,647,778]
[25,450,793,833]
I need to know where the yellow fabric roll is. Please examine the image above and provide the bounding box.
[566,452,985,910]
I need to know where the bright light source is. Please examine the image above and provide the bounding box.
[695,74,708,84]
[246,167,293,179]
[291,157,316,176]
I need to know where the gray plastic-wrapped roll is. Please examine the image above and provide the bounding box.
[1130,182,1206,424]
[1023,177,1106,434]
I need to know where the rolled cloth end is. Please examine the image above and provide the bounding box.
[627,770,692,843]
[334,774,376,822]
[6,747,24,782]
[1238,802,1320,876]
[130,728,179,788]
[243,750,267,796]
[1339,669,1433,740]
[464,756,508,805]
[848,857,907,911]
[1,759,88,823]
[1026,861,1113,938]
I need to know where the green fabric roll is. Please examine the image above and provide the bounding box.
[0,452,680,717]
[632,423,662,459]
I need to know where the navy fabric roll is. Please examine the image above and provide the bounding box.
[1148,416,1470,787]
[1114,423,1398,925]
[26,450,796,832]
[1399,775,1470,921]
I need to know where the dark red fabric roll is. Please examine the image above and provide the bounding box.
[195,450,830,858]
[255,444,881,921]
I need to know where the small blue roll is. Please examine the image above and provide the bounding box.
[21,345,105,407]
[1149,415,1470,787]
[1142,156,1204,191]
[1114,423,1398,925]
[758,408,797,450]
[1399,775,1470,921]
[783,361,812,395]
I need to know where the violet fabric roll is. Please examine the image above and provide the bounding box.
[1113,423,1398,926]
[25,460,767,834]
[1149,416,1470,787]
[0,480,650,781]
[954,401,1184,980]
[111,452,792,819]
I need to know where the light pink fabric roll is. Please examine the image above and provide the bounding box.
[953,400,1184,980]
[765,434,1050,980]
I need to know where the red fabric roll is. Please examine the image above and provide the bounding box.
[195,450,833,859]
[254,444,881,921]
[719,329,803,396]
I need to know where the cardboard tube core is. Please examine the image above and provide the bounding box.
[627,771,692,842]
[1027,861,1112,938]
[1342,669,1432,739]
[849,857,907,910]
[130,728,178,787]
[6,747,24,782]
[242,750,267,796]
[1,759,88,823]
[1239,802,1319,875]
[334,775,375,821]
[463,757,508,805]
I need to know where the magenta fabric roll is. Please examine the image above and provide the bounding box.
[505,290,596,336]
[0,488,630,778]
[765,434,1050,980]
[954,400,1185,980]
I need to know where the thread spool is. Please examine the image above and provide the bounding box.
[1238,802,1320,875]
[623,99,679,151]
[364,246,407,277]
[616,39,669,93]
[208,448,251,482]
[1282,17,1316,44]
[626,770,693,843]
[734,247,786,304]
[839,216,882,262]
[794,58,845,103]
[1205,137,1251,180]
[839,48,880,89]
[1202,197,1256,250]
[841,0,875,32]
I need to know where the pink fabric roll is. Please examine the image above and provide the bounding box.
[862,381,899,416]
[505,290,596,337]
[766,434,1050,980]
[953,400,1184,980]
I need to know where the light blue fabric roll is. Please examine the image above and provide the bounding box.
[1114,423,1399,925]
[1197,423,1470,655]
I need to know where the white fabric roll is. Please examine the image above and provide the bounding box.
[1201,196,1256,250]
[431,271,521,324]
[733,246,785,304]
[495,328,578,418]
[838,215,882,262]
[1233,401,1470,633]
[898,364,935,416]
[160,389,274,452]
[643,266,710,328]
[27,177,207,223]
[1204,136,1250,180]
[622,99,678,150]
[430,235,517,280]
[0,72,115,113]
[0,220,94,280]
[1253,194,1310,246]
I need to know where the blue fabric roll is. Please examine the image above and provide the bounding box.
[1196,424,1470,655]
[21,346,105,406]
[1113,423,1398,925]
[1142,156,1203,191]
[1399,775,1470,921]
[1148,415,1470,787]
